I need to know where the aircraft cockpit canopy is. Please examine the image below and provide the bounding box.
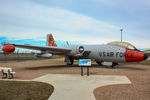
[108,41,137,50]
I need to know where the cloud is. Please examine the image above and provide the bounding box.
[0,0,150,48]
[0,0,120,42]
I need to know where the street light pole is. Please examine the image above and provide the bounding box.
[120,29,123,42]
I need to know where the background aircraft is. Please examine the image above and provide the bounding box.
[2,34,149,68]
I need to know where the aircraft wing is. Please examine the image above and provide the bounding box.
[13,44,72,55]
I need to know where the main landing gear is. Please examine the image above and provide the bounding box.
[96,61,102,66]
[65,56,74,67]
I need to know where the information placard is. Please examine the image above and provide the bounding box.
[78,59,91,66]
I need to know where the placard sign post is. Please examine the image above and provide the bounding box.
[78,59,91,76]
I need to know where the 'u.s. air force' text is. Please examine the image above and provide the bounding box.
[99,52,134,58]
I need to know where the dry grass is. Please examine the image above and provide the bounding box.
[0,80,54,100]
[0,53,43,62]
[0,53,63,63]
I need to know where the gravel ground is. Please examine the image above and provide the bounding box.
[0,58,150,100]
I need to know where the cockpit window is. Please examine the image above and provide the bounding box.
[108,41,136,50]
[127,44,135,50]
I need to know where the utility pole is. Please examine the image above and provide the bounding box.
[120,29,123,42]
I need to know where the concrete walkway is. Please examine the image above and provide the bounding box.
[33,74,131,100]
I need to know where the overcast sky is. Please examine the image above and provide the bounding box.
[0,0,150,48]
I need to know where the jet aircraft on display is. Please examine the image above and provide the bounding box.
[2,34,149,67]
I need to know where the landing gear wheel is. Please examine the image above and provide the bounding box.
[111,62,118,68]
[66,57,74,67]
[69,57,74,65]
[96,61,102,66]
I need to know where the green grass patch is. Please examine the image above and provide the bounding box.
[0,80,54,100]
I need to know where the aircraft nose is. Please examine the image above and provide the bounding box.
[144,54,148,60]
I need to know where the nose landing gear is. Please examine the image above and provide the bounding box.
[111,62,118,68]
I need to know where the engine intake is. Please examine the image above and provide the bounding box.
[76,46,85,56]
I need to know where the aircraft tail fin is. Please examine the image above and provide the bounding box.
[46,34,57,47]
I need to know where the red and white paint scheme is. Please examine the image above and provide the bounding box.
[2,34,148,68]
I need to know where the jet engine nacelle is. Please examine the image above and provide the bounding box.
[2,44,15,53]
[75,46,85,56]
[36,53,52,58]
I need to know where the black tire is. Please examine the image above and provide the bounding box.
[111,62,118,68]
[96,61,102,66]
[68,57,74,66]
[69,57,74,65]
